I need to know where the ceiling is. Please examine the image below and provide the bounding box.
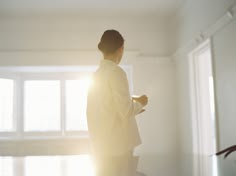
[0,0,185,17]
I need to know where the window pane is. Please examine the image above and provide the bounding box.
[0,157,13,176]
[24,81,60,131]
[0,78,14,131]
[65,77,92,131]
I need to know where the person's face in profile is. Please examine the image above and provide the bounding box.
[115,45,124,64]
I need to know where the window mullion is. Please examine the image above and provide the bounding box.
[61,79,66,136]
[13,78,18,133]
[17,77,24,139]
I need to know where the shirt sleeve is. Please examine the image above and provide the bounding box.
[109,67,143,121]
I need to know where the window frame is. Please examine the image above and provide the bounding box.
[20,72,93,137]
[188,39,218,176]
[22,76,62,134]
[0,69,96,139]
[0,65,133,140]
[0,73,18,134]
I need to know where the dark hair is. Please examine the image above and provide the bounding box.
[98,30,124,54]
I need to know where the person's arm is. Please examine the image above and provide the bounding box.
[132,95,148,111]
[109,67,145,120]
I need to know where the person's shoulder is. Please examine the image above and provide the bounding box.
[114,65,125,74]
[111,65,126,76]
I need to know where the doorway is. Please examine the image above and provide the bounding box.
[189,39,218,176]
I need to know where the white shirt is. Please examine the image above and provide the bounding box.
[87,59,143,156]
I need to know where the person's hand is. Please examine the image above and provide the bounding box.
[132,95,148,106]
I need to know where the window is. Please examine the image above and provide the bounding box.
[0,66,132,138]
[0,67,96,137]
[65,78,92,131]
[24,80,61,132]
[0,157,13,176]
[0,78,14,132]
[21,75,93,135]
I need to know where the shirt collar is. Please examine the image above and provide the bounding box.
[100,59,118,67]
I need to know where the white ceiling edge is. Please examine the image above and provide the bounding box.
[0,10,176,19]
[171,2,236,59]
[0,49,173,67]
[0,0,186,18]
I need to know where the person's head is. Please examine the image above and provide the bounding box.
[98,29,124,64]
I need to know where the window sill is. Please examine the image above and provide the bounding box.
[0,136,91,156]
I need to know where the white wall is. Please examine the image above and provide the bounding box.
[172,0,236,175]
[172,0,236,53]
[127,57,178,176]
[128,57,178,156]
[212,19,236,152]
[0,15,171,56]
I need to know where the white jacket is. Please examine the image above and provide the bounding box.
[87,59,143,156]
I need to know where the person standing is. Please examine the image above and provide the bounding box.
[87,29,148,176]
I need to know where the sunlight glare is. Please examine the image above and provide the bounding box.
[25,155,95,176]
[81,76,93,88]
[64,155,95,176]
[66,76,93,131]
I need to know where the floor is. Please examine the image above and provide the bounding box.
[1,154,234,176]
[1,155,95,176]
[0,154,177,176]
